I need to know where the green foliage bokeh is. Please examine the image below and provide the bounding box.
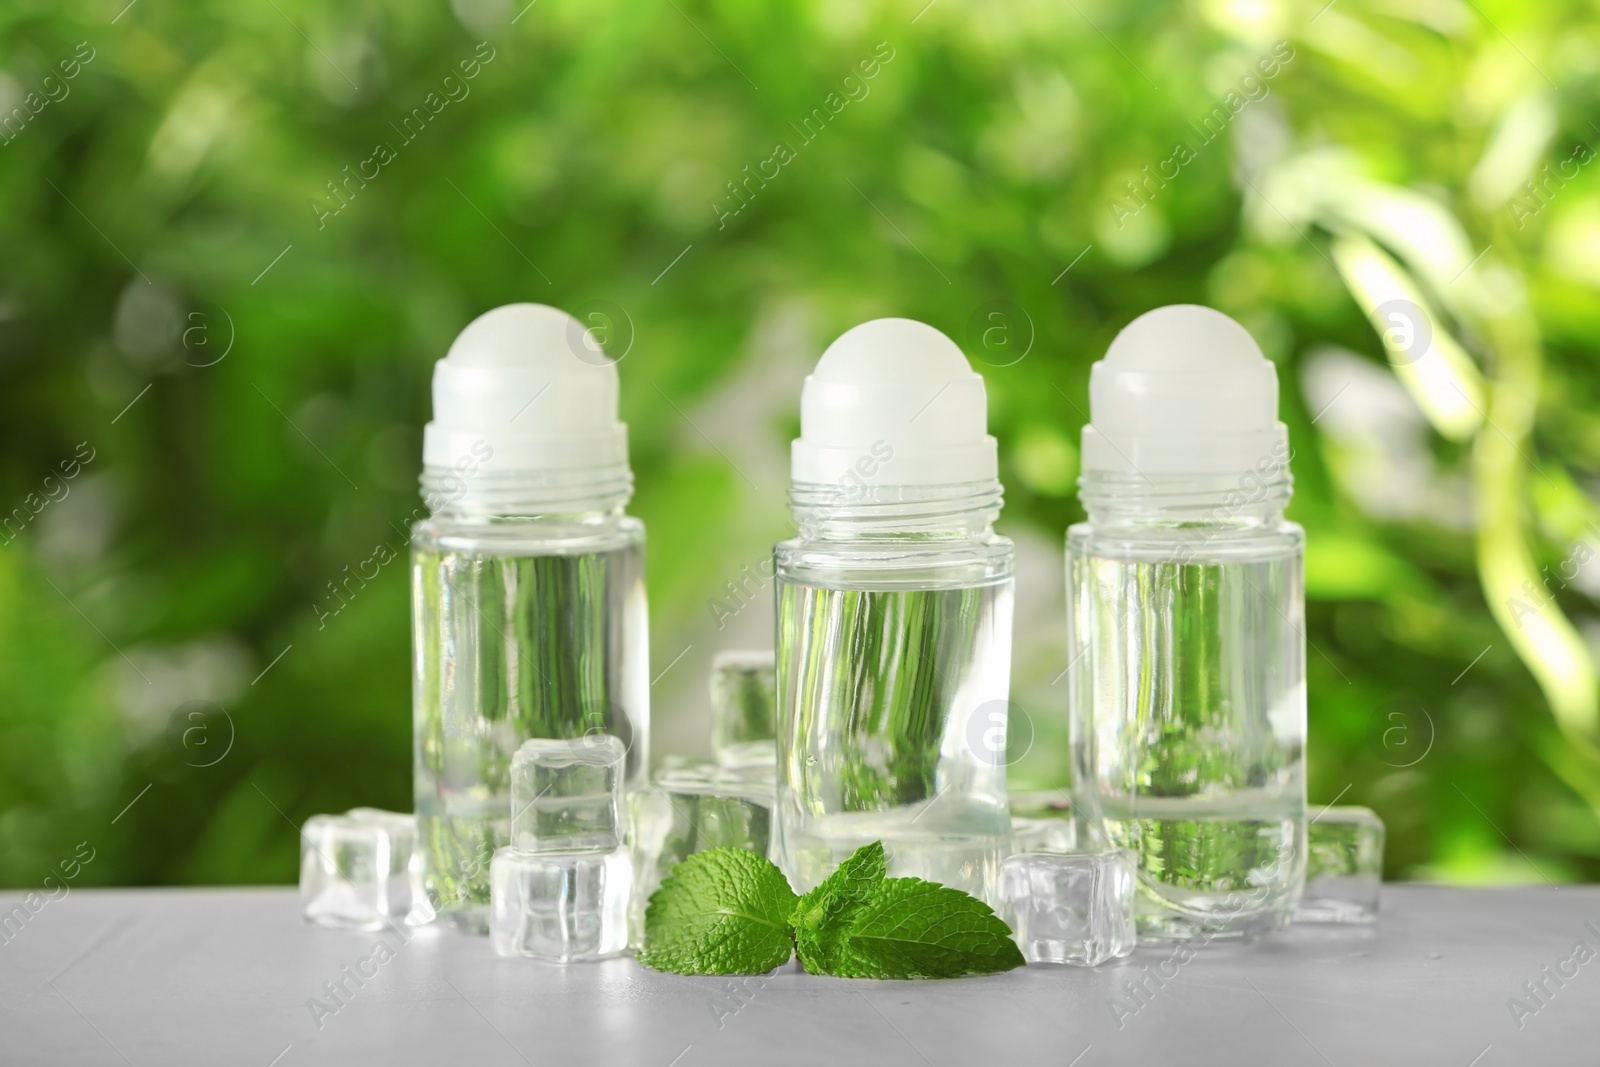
[2,0,1599,887]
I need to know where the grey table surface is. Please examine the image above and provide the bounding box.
[2,886,1597,1066]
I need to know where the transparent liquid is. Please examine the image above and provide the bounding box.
[774,579,1012,904]
[1069,534,1305,939]
[413,530,646,932]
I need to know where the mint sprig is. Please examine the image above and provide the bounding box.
[640,842,1024,979]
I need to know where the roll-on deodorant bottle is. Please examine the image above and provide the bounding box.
[413,304,648,933]
[1067,305,1305,939]
[773,318,1015,904]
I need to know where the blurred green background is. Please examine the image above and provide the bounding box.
[3,0,1599,888]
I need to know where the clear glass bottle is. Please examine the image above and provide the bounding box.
[773,319,1015,904]
[411,304,647,933]
[1067,305,1305,940]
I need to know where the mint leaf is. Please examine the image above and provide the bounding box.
[792,841,887,974]
[640,840,1023,981]
[792,840,886,928]
[640,847,799,975]
[821,877,1026,979]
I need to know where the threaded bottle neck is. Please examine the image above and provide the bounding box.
[1077,468,1291,529]
[421,462,632,521]
[787,480,1003,538]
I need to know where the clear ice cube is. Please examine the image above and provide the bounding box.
[628,762,775,942]
[301,808,432,930]
[1296,806,1383,924]
[999,850,1136,966]
[511,735,627,854]
[489,845,632,961]
[710,650,777,767]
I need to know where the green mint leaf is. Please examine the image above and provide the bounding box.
[791,840,887,928]
[640,847,799,975]
[819,876,1026,979]
[792,841,887,974]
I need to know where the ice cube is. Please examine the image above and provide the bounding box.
[1296,806,1384,924]
[510,734,627,854]
[489,845,632,961]
[710,651,777,767]
[301,808,432,930]
[628,762,775,944]
[999,850,1136,966]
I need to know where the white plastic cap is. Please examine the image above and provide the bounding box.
[422,303,629,474]
[1082,305,1286,476]
[792,318,998,485]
